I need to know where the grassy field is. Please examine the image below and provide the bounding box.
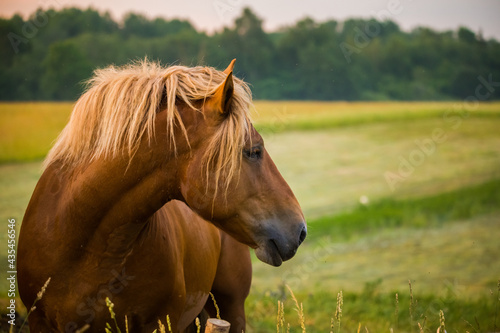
[1,101,499,332]
[0,102,72,163]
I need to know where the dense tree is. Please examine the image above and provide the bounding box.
[458,27,477,44]
[1,6,499,101]
[41,41,93,100]
[121,13,196,38]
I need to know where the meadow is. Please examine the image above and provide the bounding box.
[0,101,499,332]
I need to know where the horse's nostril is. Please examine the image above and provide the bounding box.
[298,225,307,245]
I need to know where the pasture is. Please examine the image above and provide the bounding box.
[1,101,500,332]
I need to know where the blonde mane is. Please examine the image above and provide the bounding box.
[44,60,253,191]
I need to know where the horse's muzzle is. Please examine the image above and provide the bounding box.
[255,222,307,267]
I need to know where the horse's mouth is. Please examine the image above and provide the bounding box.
[255,239,284,267]
[251,222,306,267]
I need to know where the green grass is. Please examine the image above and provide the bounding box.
[0,162,42,223]
[246,280,500,332]
[265,117,500,218]
[311,178,500,241]
[2,101,500,163]
[253,101,500,133]
[0,102,72,163]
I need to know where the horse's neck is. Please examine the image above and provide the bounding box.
[28,108,192,262]
[42,146,182,262]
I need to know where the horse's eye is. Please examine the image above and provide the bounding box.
[244,147,262,161]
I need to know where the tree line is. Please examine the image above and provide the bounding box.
[1,7,499,101]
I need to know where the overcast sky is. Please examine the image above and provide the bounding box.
[1,0,499,40]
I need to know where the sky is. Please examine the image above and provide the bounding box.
[1,0,500,40]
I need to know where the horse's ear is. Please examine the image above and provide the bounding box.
[208,60,235,116]
[223,59,236,75]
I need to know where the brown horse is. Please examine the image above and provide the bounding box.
[18,60,306,332]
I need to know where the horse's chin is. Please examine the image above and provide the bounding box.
[255,242,283,267]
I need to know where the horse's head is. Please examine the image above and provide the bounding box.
[178,60,306,266]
